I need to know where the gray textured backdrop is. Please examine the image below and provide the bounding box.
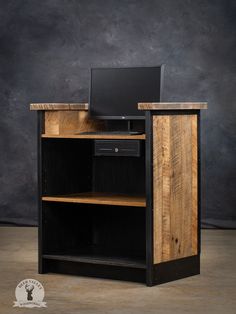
[0,0,235,226]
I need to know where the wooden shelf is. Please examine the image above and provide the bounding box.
[43,253,145,269]
[42,192,146,207]
[41,134,146,140]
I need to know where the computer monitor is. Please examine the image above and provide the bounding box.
[89,66,164,120]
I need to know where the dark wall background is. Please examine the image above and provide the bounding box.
[0,0,235,227]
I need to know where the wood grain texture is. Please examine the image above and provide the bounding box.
[44,111,60,135]
[153,114,198,264]
[30,103,88,110]
[138,102,207,110]
[75,110,104,133]
[191,116,198,255]
[41,134,146,140]
[44,110,104,135]
[42,192,146,207]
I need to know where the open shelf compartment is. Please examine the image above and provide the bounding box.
[41,138,146,206]
[42,202,146,270]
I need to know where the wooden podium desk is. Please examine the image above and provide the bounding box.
[30,102,207,286]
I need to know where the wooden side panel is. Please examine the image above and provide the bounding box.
[45,111,60,135]
[44,111,104,135]
[153,115,198,264]
[75,111,104,133]
[59,111,80,134]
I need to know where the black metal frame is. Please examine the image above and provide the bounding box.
[37,108,201,286]
[37,112,147,282]
[37,111,44,273]
[145,111,154,286]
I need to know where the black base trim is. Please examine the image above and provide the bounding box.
[153,255,200,285]
[43,259,146,283]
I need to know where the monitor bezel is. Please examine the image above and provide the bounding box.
[89,65,165,120]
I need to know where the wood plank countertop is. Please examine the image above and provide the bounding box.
[138,102,208,110]
[30,103,88,110]
[30,102,207,111]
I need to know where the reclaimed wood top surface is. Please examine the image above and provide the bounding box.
[30,103,88,110]
[30,102,207,111]
[138,102,208,110]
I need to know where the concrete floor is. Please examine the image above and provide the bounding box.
[0,228,235,314]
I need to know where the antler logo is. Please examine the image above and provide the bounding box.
[25,284,34,301]
[13,279,47,308]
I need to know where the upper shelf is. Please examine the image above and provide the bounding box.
[42,134,146,140]
[138,102,208,110]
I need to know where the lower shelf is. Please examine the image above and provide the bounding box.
[42,192,146,207]
[43,253,146,269]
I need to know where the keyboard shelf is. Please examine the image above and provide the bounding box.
[42,134,146,140]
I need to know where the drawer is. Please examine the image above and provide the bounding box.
[94,140,141,157]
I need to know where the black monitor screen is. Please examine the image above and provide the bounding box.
[89,66,163,119]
